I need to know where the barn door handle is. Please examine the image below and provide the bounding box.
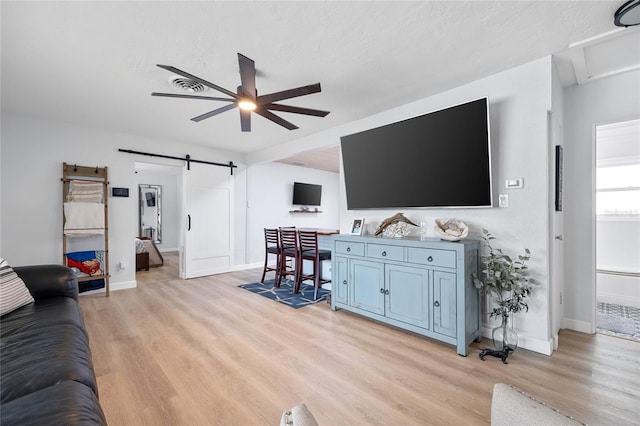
[187,214,191,231]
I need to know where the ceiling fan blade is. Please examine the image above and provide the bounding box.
[191,103,238,122]
[156,64,238,98]
[237,53,256,99]
[256,83,321,105]
[265,103,330,117]
[240,109,251,132]
[151,92,235,102]
[254,108,299,130]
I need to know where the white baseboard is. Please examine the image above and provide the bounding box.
[110,280,137,291]
[184,262,263,279]
[597,292,640,308]
[562,318,593,334]
[232,262,263,271]
[159,247,179,253]
[480,325,553,356]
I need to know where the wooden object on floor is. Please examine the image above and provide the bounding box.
[276,227,298,288]
[136,252,149,271]
[332,234,481,356]
[296,230,331,299]
[261,228,280,283]
[79,258,640,426]
[62,162,110,296]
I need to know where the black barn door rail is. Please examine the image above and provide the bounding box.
[118,149,237,175]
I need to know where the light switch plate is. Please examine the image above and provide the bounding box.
[505,178,524,189]
[499,194,509,207]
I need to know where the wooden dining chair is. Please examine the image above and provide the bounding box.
[296,230,332,300]
[276,227,298,288]
[261,228,280,283]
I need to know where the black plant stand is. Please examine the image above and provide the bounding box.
[479,347,513,364]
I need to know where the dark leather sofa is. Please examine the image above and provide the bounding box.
[0,265,107,425]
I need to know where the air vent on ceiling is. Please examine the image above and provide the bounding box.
[169,76,208,93]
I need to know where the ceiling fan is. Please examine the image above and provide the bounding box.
[152,53,330,132]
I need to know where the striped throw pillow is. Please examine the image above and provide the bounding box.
[0,258,34,316]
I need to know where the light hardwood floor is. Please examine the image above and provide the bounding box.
[79,253,640,425]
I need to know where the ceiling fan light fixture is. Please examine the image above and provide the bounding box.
[152,53,329,131]
[238,99,257,111]
[614,0,640,27]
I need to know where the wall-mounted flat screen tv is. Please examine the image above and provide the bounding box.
[340,97,492,209]
[292,182,322,206]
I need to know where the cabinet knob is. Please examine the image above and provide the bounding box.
[382,251,387,256]
[427,256,433,262]
[385,289,390,295]
[346,247,351,252]
[434,300,440,307]
[343,280,347,285]
[380,288,385,293]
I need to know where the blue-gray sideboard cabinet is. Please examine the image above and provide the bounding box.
[331,234,482,356]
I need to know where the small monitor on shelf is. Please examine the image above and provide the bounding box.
[292,182,322,207]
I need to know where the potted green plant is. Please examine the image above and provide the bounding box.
[472,229,535,351]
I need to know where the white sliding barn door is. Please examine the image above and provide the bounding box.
[183,163,234,279]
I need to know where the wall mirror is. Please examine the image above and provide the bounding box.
[139,184,162,243]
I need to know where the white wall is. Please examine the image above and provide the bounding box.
[563,69,640,332]
[0,112,246,290]
[249,57,556,354]
[549,58,565,343]
[135,169,179,251]
[246,162,340,265]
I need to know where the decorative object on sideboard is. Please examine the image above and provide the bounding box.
[472,229,535,362]
[382,222,411,238]
[351,218,364,235]
[434,218,469,241]
[419,221,428,240]
[374,212,418,236]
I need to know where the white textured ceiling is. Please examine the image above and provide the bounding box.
[0,1,626,158]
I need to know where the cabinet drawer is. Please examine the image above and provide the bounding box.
[407,248,456,268]
[367,243,404,261]
[334,241,365,256]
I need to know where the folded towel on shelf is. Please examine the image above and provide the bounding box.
[67,180,104,203]
[64,202,105,236]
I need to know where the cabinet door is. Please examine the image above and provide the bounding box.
[350,259,384,315]
[433,271,457,337]
[333,256,349,305]
[385,264,430,329]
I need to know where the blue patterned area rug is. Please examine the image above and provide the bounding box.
[239,279,330,309]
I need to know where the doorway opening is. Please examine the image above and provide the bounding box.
[134,162,182,282]
[595,119,640,341]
